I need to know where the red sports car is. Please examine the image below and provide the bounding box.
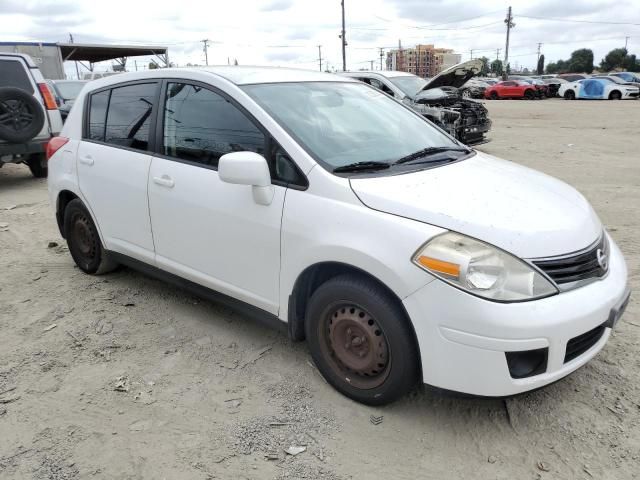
[484,80,537,100]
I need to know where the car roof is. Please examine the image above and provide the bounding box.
[82,66,357,88]
[342,70,415,79]
[0,52,37,67]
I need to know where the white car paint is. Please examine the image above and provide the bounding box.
[558,78,639,100]
[48,66,629,398]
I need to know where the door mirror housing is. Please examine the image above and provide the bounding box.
[218,151,274,206]
[219,151,271,187]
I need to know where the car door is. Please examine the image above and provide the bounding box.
[147,81,288,314]
[77,82,158,263]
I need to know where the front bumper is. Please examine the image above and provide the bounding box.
[403,236,629,396]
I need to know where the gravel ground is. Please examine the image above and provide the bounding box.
[0,98,639,480]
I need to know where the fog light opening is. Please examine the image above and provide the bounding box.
[505,348,548,379]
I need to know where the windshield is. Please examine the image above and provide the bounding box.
[242,82,458,170]
[387,75,428,97]
[55,81,86,100]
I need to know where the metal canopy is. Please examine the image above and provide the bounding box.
[58,43,169,65]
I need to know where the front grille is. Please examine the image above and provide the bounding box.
[532,236,608,286]
[564,323,606,363]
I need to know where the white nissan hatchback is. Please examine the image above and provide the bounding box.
[47,67,630,405]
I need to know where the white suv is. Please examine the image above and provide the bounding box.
[0,53,63,177]
[47,67,630,405]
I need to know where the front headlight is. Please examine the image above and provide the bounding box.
[412,232,558,302]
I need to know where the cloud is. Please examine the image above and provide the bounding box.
[264,50,302,62]
[2,0,80,17]
[259,0,293,12]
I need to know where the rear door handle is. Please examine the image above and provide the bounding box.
[79,155,94,166]
[153,175,175,188]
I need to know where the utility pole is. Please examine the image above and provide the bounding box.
[495,48,501,61]
[379,47,384,70]
[503,6,515,79]
[69,33,80,80]
[201,39,211,66]
[625,36,630,50]
[470,49,475,60]
[317,45,323,71]
[340,0,347,71]
[536,42,543,64]
[369,60,374,70]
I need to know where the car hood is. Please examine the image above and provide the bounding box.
[349,152,602,259]
[420,59,484,91]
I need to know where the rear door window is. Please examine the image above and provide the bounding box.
[104,83,157,150]
[0,59,34,93]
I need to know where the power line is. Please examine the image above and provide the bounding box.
[515,14,640,26]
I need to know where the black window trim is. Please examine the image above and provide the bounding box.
[82,79,162,155]
[152,78,308,190]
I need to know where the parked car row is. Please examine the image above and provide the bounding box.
[476,72,640,100]
[342,59,492,144]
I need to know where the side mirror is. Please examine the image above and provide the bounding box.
[218,151,274,206]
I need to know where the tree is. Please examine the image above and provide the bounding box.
[479,56,490,76]
[490,59,503,75]
[568,49,594,73]
[537,54,545,75]
[600,48,628,71]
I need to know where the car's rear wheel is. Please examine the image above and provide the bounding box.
[609,90,622,100]
[524,89,535,100]
[0,87,45,143]
[26,153,48,178]
[564,90,576,100]
[305,274,419,405]
[489,91,499,100]
[63,199,118,275]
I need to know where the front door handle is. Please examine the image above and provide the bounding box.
[79,155,94,166]
[153,175,175,188]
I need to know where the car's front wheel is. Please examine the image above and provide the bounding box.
[305,274,419,405]
[564,90,576,100]
[609,90,622,100]
[63,199,118,274]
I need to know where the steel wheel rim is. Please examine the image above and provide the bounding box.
[71,213,97,264]
[319,303,391,390]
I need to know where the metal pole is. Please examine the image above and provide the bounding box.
[625,36,630,50]
[341,0,346,71]
[504,6,514,79]
[318,45,322,71]
[537,43,542,64]
[379,47,384,70]
[202,39,210,66]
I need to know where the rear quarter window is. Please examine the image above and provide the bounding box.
[0,59,34,93]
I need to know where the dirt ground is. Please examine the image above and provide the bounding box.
[1,98,639,480]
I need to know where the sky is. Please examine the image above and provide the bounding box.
[1,0,639,77]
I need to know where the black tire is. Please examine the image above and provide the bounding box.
[564,90,575,100]
[0,87,45,143]
[609,90,621,100]
[27,153,48,178]
[489,91,499,100]
[524,89,535,100]
[305,274,419,405]
[63,199,118,275]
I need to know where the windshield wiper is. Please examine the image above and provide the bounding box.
[333,161,391,173]
[394,146,471,165]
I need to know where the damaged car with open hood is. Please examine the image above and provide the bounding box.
[341,59,492,145]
